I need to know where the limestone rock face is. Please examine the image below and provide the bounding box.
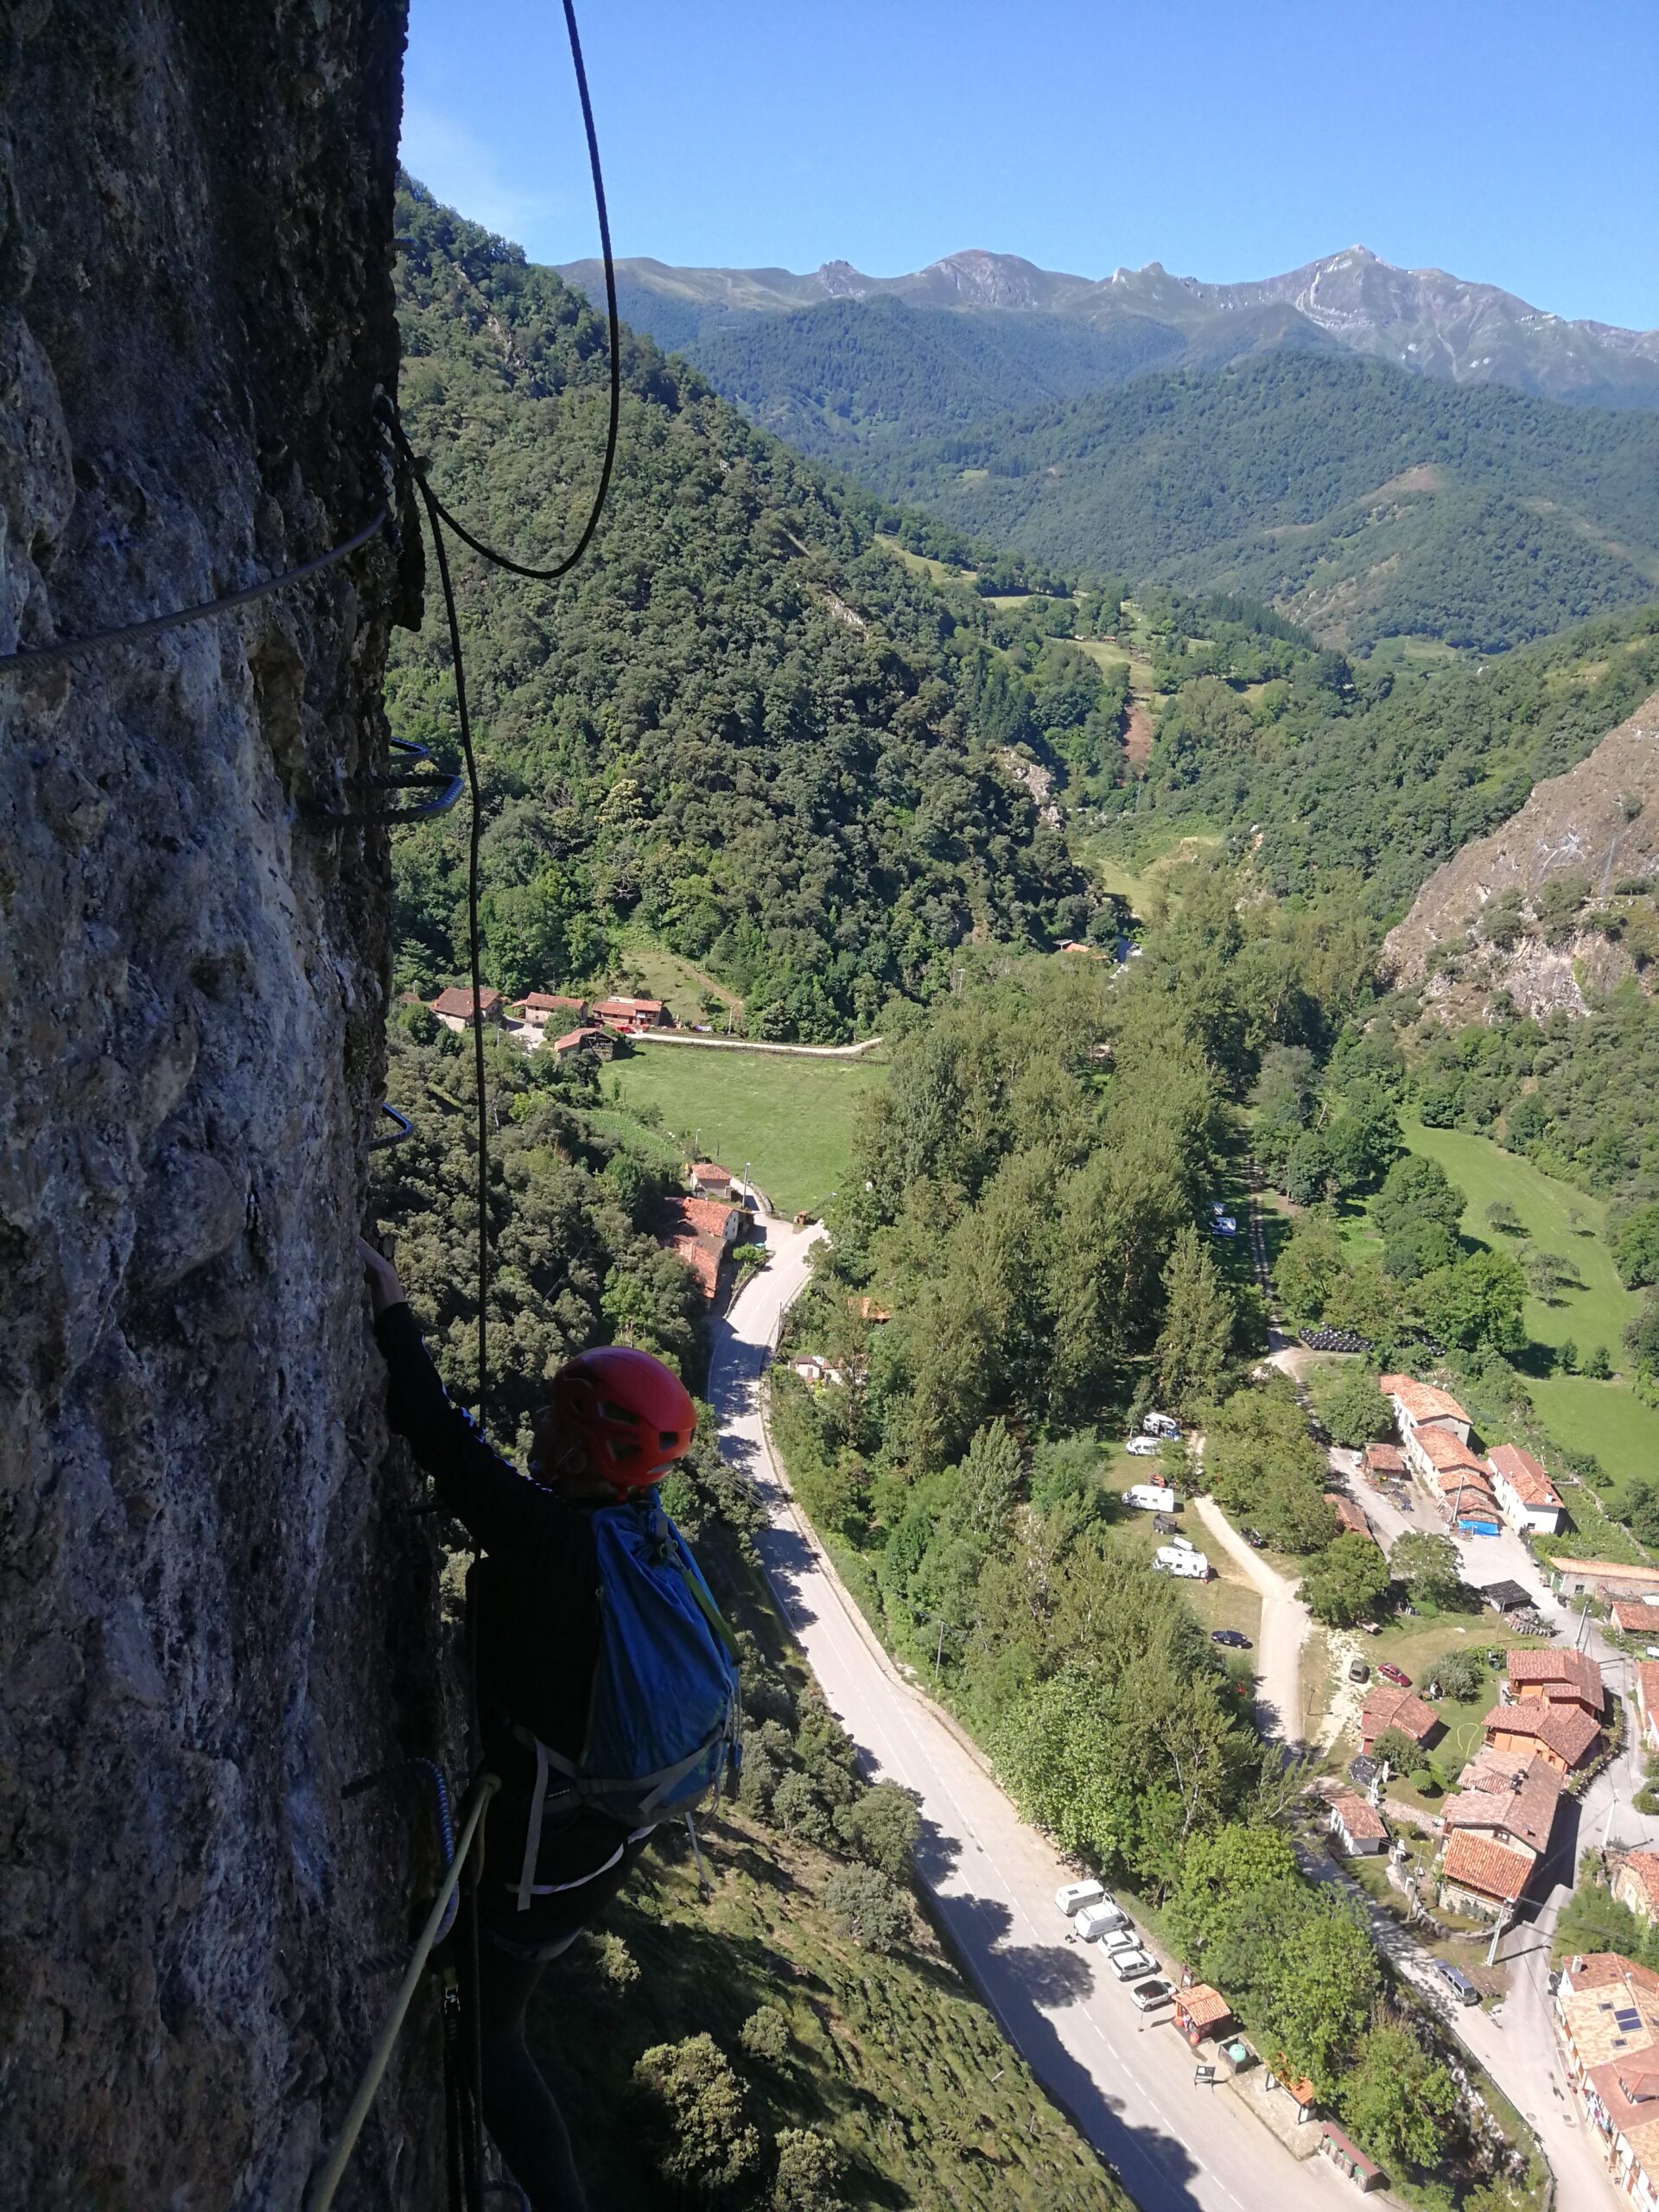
[0,6,451,2206]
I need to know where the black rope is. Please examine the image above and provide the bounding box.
[0,506,390,674]
[388,0,620,583]
[410,468,492,1422]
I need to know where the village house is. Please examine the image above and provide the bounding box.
[1555,1953,1659,2209]
[1505,1646,1605,1719]
[1359,1681,1441,1759]
[1613,1602,1659,1639]
[1550,1558,1659,1605]
[1440,1830,1537,1918]
[1484,1695,1601,1775]
[1436,1746,1561,1916]
[591,995,670,1033]
[1617,1853,1659,1926]
[1411,1424,1502,1529]
[689,1162,734,1199]
[1325,1494,1376,1542]
[1378,1372,1473,1456]
[790,1355,846,1389]
[662,1194,747,1302]
[507,992,586,1040]
[1362,1440,1405,1484]
[430,985,503,1032]
[551,1025,614,1064]
[1327,1790,1388,1856]
[1637,1662,1659,1755]
[1485,1443,1567,1536]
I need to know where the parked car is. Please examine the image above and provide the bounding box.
[1130,1976,1176,2013]
[1109,1948,1155,1982]
[1211,1629,1252,1649]
[1378,1662,1412,1688]
[1075,1900,1129,1942]
[1349,1660,1370,1683]
[1210,1217,1238,1237]
[1055,1879,1104,1918]
[1125,1436,1162,1458]
[1101,1925,1143,1954]
[1434,1961,1480,2006]
[1241,1528,1268,1549]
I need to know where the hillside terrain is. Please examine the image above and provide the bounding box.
[866,353,1659,651]
[1382,687,1659,1018]
[566,242,1659,411]
[391,181,1095,1041]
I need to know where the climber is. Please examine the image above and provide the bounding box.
[358,1238,740,2212]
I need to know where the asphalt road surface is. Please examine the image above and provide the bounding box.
[709,1221,1352,2212]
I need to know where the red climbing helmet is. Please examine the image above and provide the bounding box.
[546,1346,696,1488]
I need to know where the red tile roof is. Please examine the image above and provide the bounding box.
[1415,1425,1489,1482]
[1325,1495,1373,1540]
[1329,1790,1388,1841]
[593,995,664,1019]
[1637,1662,1659,1719]
[553,1026,607,1052]
[1441,1753,1560,1856]
[511,992,585,1017]
[1548,1557,1659,1588]
[1508,1646,1603,1707]
[1613,1602,1659,1636]
[1364,1441,1405,1474]
[1442,1829,1534,1904]
[431,985,501,1020]
[1379,1374,1471,1427]
[1563,1952,1659,1997]
[1487,1444,1563,1510]
[1176,1985,1232,2030]
[1487,1697,1601,1766]
[674,1197,739,1239]
[1363,1682,1439,1744]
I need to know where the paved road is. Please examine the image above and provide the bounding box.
[709,1222,1351,2212]
[633,1029,884,1058]
[1192,1497,1309,1746]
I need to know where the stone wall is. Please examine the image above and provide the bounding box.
[0,5,450,2204]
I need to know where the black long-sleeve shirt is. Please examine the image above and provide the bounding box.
[374,1300,635,1891]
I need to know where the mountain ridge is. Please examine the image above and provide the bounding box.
[562,243,1659,411]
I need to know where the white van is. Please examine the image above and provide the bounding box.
[1154,1546,1211,1580]
[1055,1879,1104,1918]
[1075,1899,1130,1942]
[1142,1412,1181,1439]
[1120,1483,1177,1513]
[1125,1436,1162,1458]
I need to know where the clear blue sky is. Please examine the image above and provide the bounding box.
[403,0,1659,329]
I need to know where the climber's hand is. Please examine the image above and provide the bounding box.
[358,1236,406,1319]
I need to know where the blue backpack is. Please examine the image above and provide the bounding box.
[511,1494,741,1910]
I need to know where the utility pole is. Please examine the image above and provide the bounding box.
[1486,1898,1512,1969]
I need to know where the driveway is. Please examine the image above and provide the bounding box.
[1191,1496,1312,1746]
[709,1222,1354,2212]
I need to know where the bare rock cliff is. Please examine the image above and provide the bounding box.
[1382,687,1659,1022]
[1,6,451,2206]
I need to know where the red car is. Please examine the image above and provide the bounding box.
[1377,1662,1412,1688]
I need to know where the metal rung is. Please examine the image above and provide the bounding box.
[308,735,463,824]
[368,1103,413,1149]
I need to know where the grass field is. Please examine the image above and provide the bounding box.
[606,935,744,1026]
[606,1046,887,1216]
[1084,828,1226,921]
[1095,1441,1263,1644]
[1392,1121,1659,1493]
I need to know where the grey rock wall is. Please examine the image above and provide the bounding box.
[0,5,451,2205]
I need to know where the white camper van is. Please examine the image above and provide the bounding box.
[1153,1545,1211,1580]
[1141,1412,1181,1439]
[1120,1483,1177,1514]
[1055,1879,1104,1918]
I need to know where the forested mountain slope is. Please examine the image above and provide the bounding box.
[865,353,1659,652]
[1118,600,1659,913]
[389,181,1088,1039]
